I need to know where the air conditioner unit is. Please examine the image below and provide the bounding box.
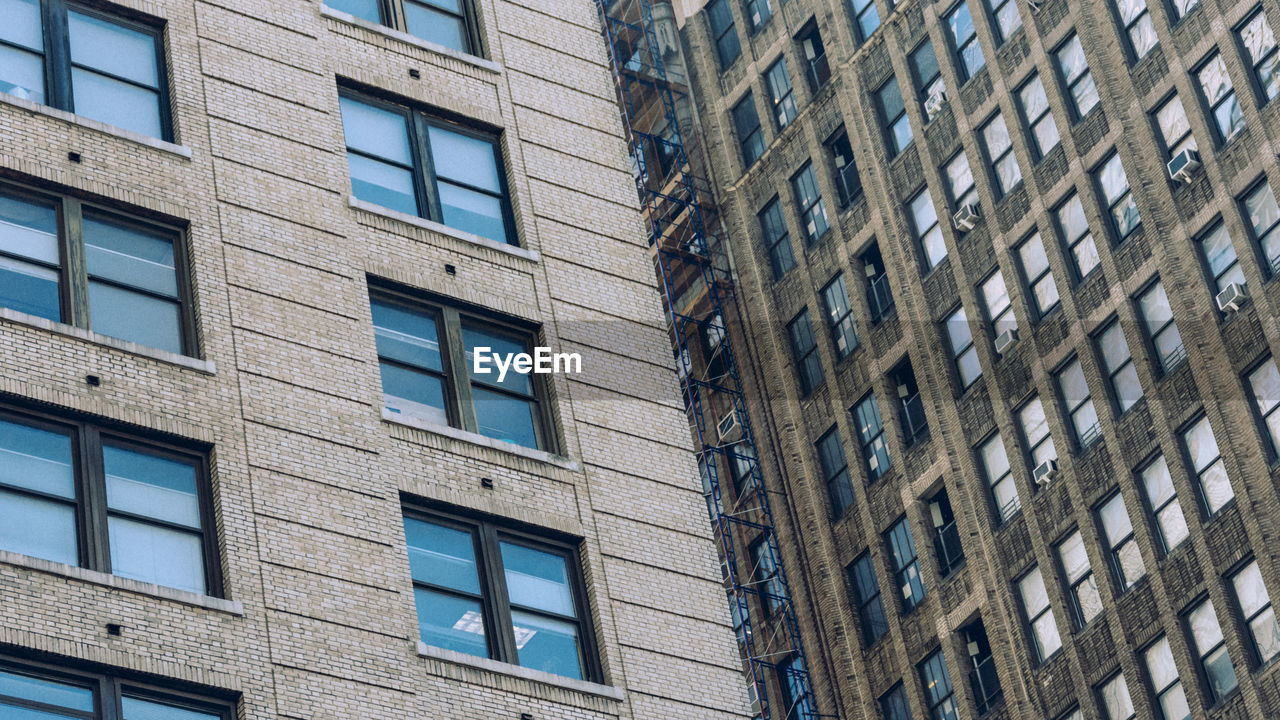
[717,409,741,442]
[952,203,981,231]
[924,88,947,118]
[1167,149,1202,184]
[1033,459,1058,486]
[994,328,1018,355]
[1216,282,1248,313]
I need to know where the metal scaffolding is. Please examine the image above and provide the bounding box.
[594,1,823,718]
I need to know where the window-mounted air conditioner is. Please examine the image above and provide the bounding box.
[1167,148,1202,184]
[952,203,981,231]
[994,328,1018,355]
[1033,459,1058,486]
[1216,282,1248,314]
[717,409,741,442]
[925,88,948,118]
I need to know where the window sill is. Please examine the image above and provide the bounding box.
[0,92,191,159]
[320,5,502,75]
[0,307,215,374]
[0,549,242,615]
[382,408,579,471]
[416,642,623,701]
[349,196,539,263]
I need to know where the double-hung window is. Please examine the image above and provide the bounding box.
[1145,636,1191,720]
[1170,0,1199,22]
[816,428,854,516]
[1019,74,1060,160]
[1056,34,1099,119]
[1198,52,1246,143]
[1018,396,1056,468]
[1140,455,1190,554]
[792,162,829,244]
[1099,673,1135,720]
[945,306,981,388]
[850,0,880,43]
[1244,179,1280,276]
[1097,153,1141,240]
[0,661,231,720]
[340,91,515,245]
[1239,9,1279,103]
[1182,415,1234,515]
[1137,280,1185,373]
[1096,320,1142,413]
[980,432,1020,522]
[750,537,784,614]
[982,112,1021,198]
[372,288,550,450]
[877,77,913,158]
[787,308,824,395]
[1098,492,1145,591]
[733,93,766,167]
[947,2,985,82]
[746,0,773,32]
[981,271,1016,340]
[984,0,1022,43]
[1056,193,1099,280]
[828,131,862,207]
[0,185,193,355]
[1018,565,1063,662]
[853,393,890,480]
[1247,357,1280,457]
[1058,530,1102,629]
[911,189,946,270]
[1017,232,1061,317]
[707,0,742,68]
[887,516,925,610]
[880,683,912,720]
[1197,220,1244,295]
[1230,559,1280,665]
[1154,95,1197,159]
[910,41,944,122]
[945,152,977,210]
[760,198,796,278]
[404,507,595,680]
[848,552,889,645]
[1185,598,1238,704]
[822,274,859,359]
[1112,0,1157,60]
[766,58,798,130]
[327,0,478,55]
[918,650,958,720]
[0,1,169,139]
[0,408,217,595]
[1058,357,1101,448]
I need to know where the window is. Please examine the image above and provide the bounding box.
[929,488,964,576]
[981,271,1016,340]
[777,655,813,720]
[1230,559,1280,665]
[945,152,978,210]
[1098,492,1145,592]
[0,660,231,720]
[404,508,594,679]
[372,289,550,450]
[1056,193,1100,280]
[1097,153,1141,240]
[1112,0,1156,60]
[816,428,855,517]
[892,361,928,446]
[849,552,889,645]
[1170,0,1199,22]
[864,244,896,323]
[327,0,478,55]
[1017,232,1061,318]
[1098,673,1135,720]
[1248,357,1280,456]
[1137,279,1185,373]
[850,0,881,42]
[733,93,766,167]
[945,306,981,388]
[1239,9,1279,103]
[728,442,757,497]
[1197,220,1244,294]
[886,516,925,610]
[1145,636,1191,720]
[1244,179,1280,277]
[1096,320,1142,413]
[877,77,913,158]
[1185,598,1238,703]
[984,0,1022,43]
[0,408,216,595]
[1019,74,1060,160]
[828,131,862,208]
[964,621,1003,715]
[1154,95,1197,159]
[340,91,515,245]
[1058,531,1103,630]
[1198,52,1245,143]
[910,41,945,122]
[982,112,1021,198]
[799,24,831,91]
[746,0,773,32]
[1182,415,1234,515]
[910,189,947,269]
[980,432,1021,522]
[880,683,913,720]
[792,162,829,244]
[766,58,798,130]
[1018,396,1057,469]
[1140,454,1190,555]
[947,3,985,82]
[707,0,742,68]
[822,274,860,359]
[0,2,169,139]
[750,537,784,615]
[1057,357,1101,448]
[1056,34,1099,119]
[788,309,824,395]
[918,650,957,720]
[0,185,192,355]
[854,393,891,481]
[760,198,796,279]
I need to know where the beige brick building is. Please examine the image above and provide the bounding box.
[0,1,751,719]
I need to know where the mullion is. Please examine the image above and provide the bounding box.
[412,114,445,227]
[478,522,519,665]
[44,0,73,112]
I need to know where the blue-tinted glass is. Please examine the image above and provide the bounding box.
[500,542,574,616]
[437,182,508,243]
[87,281,182,354]
[0,191,59,264]
[347,154,418,216]
[0,0,42,51]
[463,324,531,394]
[430,128,501,193]
[892,116,913,152]
[413,586,488,657]
[108,516,205,593]
[472,386,538,448]
[84,218,177,298]
[380,363,448,424]
[372,301,443,371]
[405,2,468,54]
[0,45,45,105]
[68,12,158,87]
[340,97,413,165]
[511,610,582,679]
[0,669,93,712]
[0,489,78,565]
[0,418,74,498]
[103,444,199,528]
[326,0,381,23]
[404,517,480,594]
[71,69,162,138]
[122,695,220,720]
[0,256,60,321]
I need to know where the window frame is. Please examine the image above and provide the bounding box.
[983,0,1022,45]
[1135,277,1186,375]
[1055,33,1099,121]
[791,161,829,245]
[1093,317,1142,415]
[1018,564,1062,664]
[1195,218,1244,295]
[918,648,957,720]
[1236,7,1280,105]
[1017,395,1057,471]
[1016,231,1061,320]
[816,427,854,517]
[1056,529,1102,631]
[886,515,925,611]
[760,196,797,279]
[1228,558,1280,668]
[1138,453,1190,556]
[1183,596,1239,705]
[853,392,891,482]
[945,305,981,388]
[1017,73,1060,162]
[1196,51,1246,145]
[910,187,946,270]
[1143,634,1191,720]
[1096,491,1145,594]
[1097,671,1135,720]
[1241,177,1280,279]
[1056,356,1101,449]
[327,0,483,57]
[876,76,913,159]
[787,307,824,396]
[706,0,743,68]
[981,110,1022,199]
[849,0,881,44]
[946,1,985,83]
[1246,355,1280,460]
[1094,152,1141,242]
[848,551,889,646]
[821,274,859,360]
[732,92,766,168]
[909,39,945,123]
[1180,413,1234,517]
[979,431,1021,524]
[1152,92,1197,161]
[1111,0,1157,62]
[765,57,797,131]
[826,129,862,208]
[1055,192,1100,282]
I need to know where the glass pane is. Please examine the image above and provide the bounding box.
[403,517,480,593]
[1114,364,1142,411]
[107,516,206,594]
[1184,418,1219,472]
[404,2,468,52]
[1074,235,1100,276]
[68,11,158,87]
[413,586,487,657]
[1,706,86,720]
[0,418,73,498]
[1021,398,1049,445]
[1205,646,1238,698]
[1060,361,1089,407]
[1073,75,1099,115]
[1146,636,1177,690]
[1077,575,1103,624]
[1033,611,1062,657]
[429,127,500,193]
[87,281,182,354]
[326,0,381,22]
[472,386,538,448]
[1189,600,1224,651]
[1158,503,1189,550]
[0,669,93,712]
[1117,541,1145,587]
[462,324,531,394]
[501,541,574,616]
[0,192,57,266]
[1200,460,1234,513]
[372,302,442,371]
[103,444,199,528]
[1242,12,1276,63]
[1073,401,1099,442]
[1143,455,1173,503]
[981,435,1009,480]
[1246,183,1280,237]
[1233,562,1270,617]
[339,97,412,164]
[1059,532,1089,582]
[511,610,582,679]
[1250,361,1280,414]
[1161,685,1191,720]
[0,489,77,565]
[437,181,507,243]
[122,696,220,720]
[0,44,45,105]
[1058,36,1087,82]
[922,225,946,267]
[71,69,162,138]
[83,218,177,297]
[0,256,58,321]
[0,0,42,50]
[1250,607,1280,662]
[381,363,447,424]
[1102,675,1133,720]
[958,347,981,385]
[1100,495,1132,544]
[347,152,418,216]
[1019,567,1048,613]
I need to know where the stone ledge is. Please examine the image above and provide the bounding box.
[349,196,540,263]
[320,4,503,74]
[0,93,193,159]
[0,307,216,375]
[417,641,625,702]
[382,408,580,471]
